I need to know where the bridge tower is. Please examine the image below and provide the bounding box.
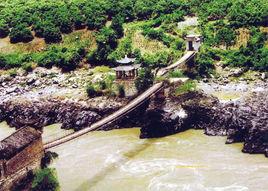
[185,35,202,51]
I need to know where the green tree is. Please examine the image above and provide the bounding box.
[215,27,236,47]
[90,27,118,64]
[43,24,62,44]
[195,47,215,76]
[118,84,125,98]
[111,15,124,38]
[0,55,8,68]
[9,23,33,43]
[31,168,59,191]
[135,68,154,93]
[0,20,9,38]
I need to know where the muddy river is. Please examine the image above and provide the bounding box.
[1,122,268,191]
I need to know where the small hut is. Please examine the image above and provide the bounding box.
[114,55,140,80]
[185,34,202,51]
[0,127,44,190]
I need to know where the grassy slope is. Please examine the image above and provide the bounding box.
[0,29,96,54]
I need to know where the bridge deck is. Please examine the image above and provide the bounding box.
[44,51,196,149]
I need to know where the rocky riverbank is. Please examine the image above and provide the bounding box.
[0,67,128,131]
[140,88,268,157]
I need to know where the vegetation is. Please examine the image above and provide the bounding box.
[9,24,33,43]
[0,19,9,38]
[117,84,126,98]
[191,0,268,75]
[175,80,197,95]
[86,84,98,98]
[31,168,59,191]
[41,151,59,168]
[169,69,185,78]
[0,0,267,81]
[135,68,154,93]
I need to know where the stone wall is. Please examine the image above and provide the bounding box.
[5,138,44,176]
[0,156,42,191]
[0,160,4,180]
[0,138,44,190]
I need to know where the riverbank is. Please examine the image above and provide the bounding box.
[140,81,268,157]
[0,65,267,157]
[0,67,129,131]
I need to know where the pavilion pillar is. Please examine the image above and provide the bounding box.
[135,69,138,77]
[116,71,119,79]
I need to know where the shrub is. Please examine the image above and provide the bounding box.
[195,47,215,76]
[117,84,125,98]
[215,27,236,47]
[43,25,62,44]
[8,69,18,78]
[141,52,170,69]
[31,168,59,191]
[171,38,185,50]
[91,27,118,64]
[99,80,107,90]
[0,55,8,68]
[0,20,9,38]
[169,70,184,78]
[175,80,197,95]
[73,12,86,29]
[33,20,45,38]
[86,84,97,98]
[111,15,124,38]
[41,151,59,168]
[93,66,111,73]
[9,24,34,43]
[22,62,33,72]
[135,68,154,93]
[0,53,23,69]
[37,50,62,68]
[57,51,81,71]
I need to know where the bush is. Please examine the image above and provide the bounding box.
[8,69,18,77]
[43,25,62,44]
[169,70,184,78]
[225,28,267,71]
[90,27,118,64]
[0,53,24,69]
[86,84,97,98]
[111,15,124,38]
[37,50,62,68]
[0,55,8,68]
[33,20,45,38]
[195,47,215,76]
[117,84,125,98]
[73,10,86,29]
[135,68,154,93]
[0,20,9,38]
[9,24,34,43]
[22,62,33,72]
[57,51,81,71]
[175,80,197,95]
[41,151,59,168]
[31,168,59,191]
[141,52,170,69]
[93,66,112,73]
[171,38,184,50]
[99,80,107,90]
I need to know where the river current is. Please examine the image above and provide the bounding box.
[1,122,268,191]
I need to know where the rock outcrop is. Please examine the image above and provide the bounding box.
[0,98,124,131]
[140,90,268,157]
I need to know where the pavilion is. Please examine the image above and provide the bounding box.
[114,55,140,80]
